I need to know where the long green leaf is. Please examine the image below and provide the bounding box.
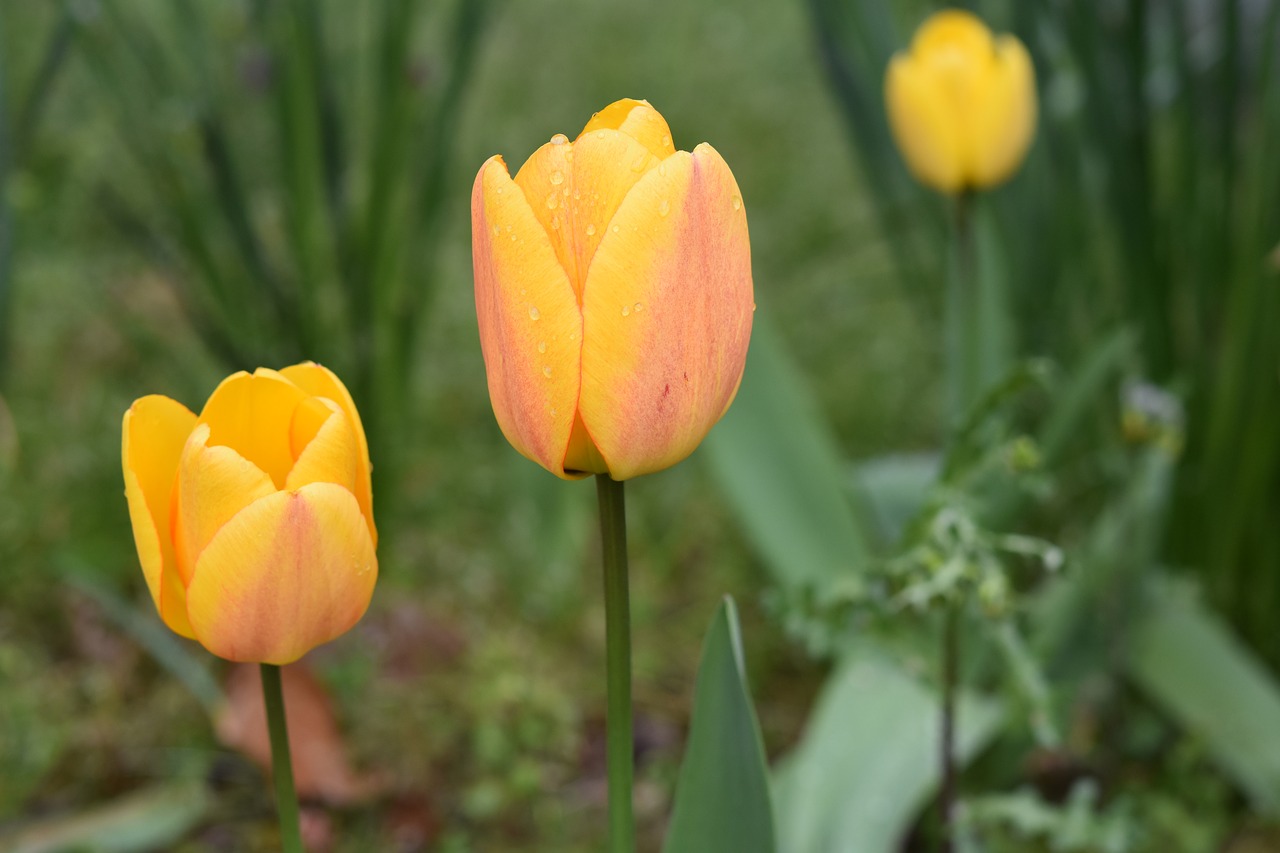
[0,781,209,853]
[702,315,872,589]
[1126,578,1280,814]
[774,652,1004,853]
[664,597,776,853]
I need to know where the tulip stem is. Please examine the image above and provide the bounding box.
[595,474,635,853]
[939,601,960,853]
[260,664,305,853]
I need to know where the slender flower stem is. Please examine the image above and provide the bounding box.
[945,191,975,424]
[939,602,960,853]
[260,663,304,853]
[595,474,635,853]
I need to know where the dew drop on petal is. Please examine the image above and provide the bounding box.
[543,366,553,378]
[658,163,667,177]
[529,306,540,321]
[537,340,547,354]
[732,195,742,210]
[596,130,607,140]
[492,224,501,236]
[546,192,559,210]
[550,133,569,145]
[551,216,561,230]
[661,134,671,149]
[631,154,648,172]
[585,224,596,236]
[621,305,631,317]
[550,170,564,185]
[658,199,670,217]
[633,302,644,313]
[611,225,620,234]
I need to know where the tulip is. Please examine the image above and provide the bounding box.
[471,98,754,481]
[122,363,377,665]
[885,9,1036,194]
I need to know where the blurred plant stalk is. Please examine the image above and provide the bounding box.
[81,0,495,518]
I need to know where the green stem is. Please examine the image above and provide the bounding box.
[939,602,959,853]
[945,191,975,424]
[260,664,304,853]
[595,474,635,853]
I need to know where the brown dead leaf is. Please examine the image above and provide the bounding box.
[215,662,383,806]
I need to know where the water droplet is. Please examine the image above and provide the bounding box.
[752,302,757,312]
[621,305,631,317]
[633,302,644,313]
[658,163,667,177]
[520,288,527,296]
[550,407,557,417]
[537,340,547,354]
[492,224,501,236]
[595,130,607,140]
[546,192,558,210]
[732,195,742,211]
[495,186,504,194]
[550,133,569,145]
[573,190,581,200]
[549,170,564,185]
[543,366,553,378]
[585,224,596,236]
[569,332,578,341]
[658,199,670,217]
[529,306,540,321]
[631,154,648,172]
[611,225,620,234]
[661,134,671,149]
[551,216,561,230]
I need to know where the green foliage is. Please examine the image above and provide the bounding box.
[665,597,775,853]
[76,0,495,500]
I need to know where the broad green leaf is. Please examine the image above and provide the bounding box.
[0,781,209,853]
[774,652,1004,853]
[665,597,776,853]
[703,315,871,588]
[852,451,940,547]
[1126,578,1280,814]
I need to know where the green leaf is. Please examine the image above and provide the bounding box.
[665,596,776,853]
[703,315,872,589]
[1126,578,1280,814]
[774,652,1004,853]
[0,781,209,853]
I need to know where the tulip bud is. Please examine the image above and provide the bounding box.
[122,363,377,665]
[472,99,754,480]
[885,10,1037,193]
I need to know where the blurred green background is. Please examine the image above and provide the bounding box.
[1,0,1278,850]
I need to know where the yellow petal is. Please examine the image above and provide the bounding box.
[911,8,993,59]
[285,400,358,494]
[176,423,277,584]
[196,369,309,488]
[512,127,661,303]
[580,98,676,160]
[473,155,584,478]
[184,483,378,664]
[278,362,375,543]
[577,143,753,480]
[885,52,966,193]
[122,396,197,637]
[969,35,1037,188]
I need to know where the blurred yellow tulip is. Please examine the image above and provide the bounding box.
[471,99,754,480]
[885,9,1037,193]
[122,363,377,665]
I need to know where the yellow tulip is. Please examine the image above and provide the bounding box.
[885,9,1037,193]
[122,363,377,665]
[472,98,754,480]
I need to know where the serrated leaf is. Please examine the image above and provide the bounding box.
[665,597,776,853]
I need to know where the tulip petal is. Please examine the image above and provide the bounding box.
[885,53,967,193]
[912,8,992,58]
[473,155,583,478]
[278,362,375,542]
[578,143,754,480]
[513,127,662,303]
[285,401,358,494]
[176,423,277,584]
[580,98,676,161]
[970,35,1037,188]
[197,369,309,488]
[185,483,377,664]
[122,396,197,637]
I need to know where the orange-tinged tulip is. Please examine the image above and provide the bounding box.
[122,363,377,665]
[885,9,1037,193]
[472,98,754,480]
